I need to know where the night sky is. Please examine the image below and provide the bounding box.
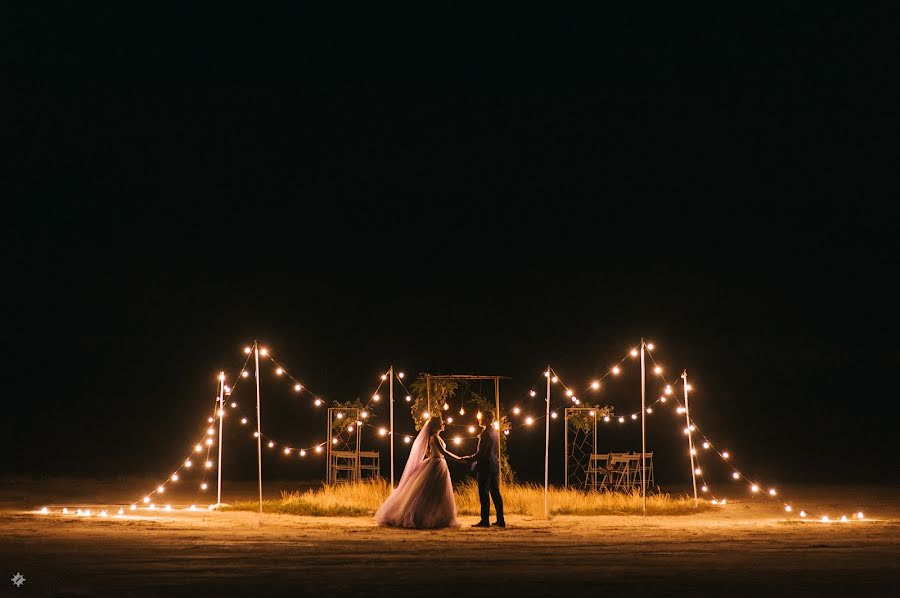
[6,7,898,488]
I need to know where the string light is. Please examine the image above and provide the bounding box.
[315,446,322,453]
[800,511,807,518]
[694,468,702,475]
[603,416,610,422]
[253,432,259,437]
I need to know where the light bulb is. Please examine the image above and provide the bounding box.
[315,446,322,453]
[171,473,179,481]
[676,407,685,414]
[840,515,847,521]
[185,460,192,468]
[646,408,653,414]
[332,438,338,444]
[381,374,387,381]
[379,428,387,436]
[589,411,595,417]
[373,394,380,402]
[702,442,710,449]
[722,452,730,459]
[447,417,454,423]
[443,403,449,411]
[314,399,322,406]
[201,483,208,490]
[603,416,610,422]
[242,371,249,378]
[275,368,284,376]
[268,441,274,448]
[468,426,476,433]
[129,505,136,511]
[361,411,368,418]
[300,450,306,457]
[525,417,534,425]
[294,384,302,391]
[631,414,638,420]
[618,417,625,423]
[253,432,259,437]
[244,347,252,354]
[404,436,411,443]
[690,448,697,456]
[665,385,673,395]
[504,430,510,436]
[406,396,412,402]
[800,511,807,517]
[630,348,638,357]
[194,444,202,453]
[821,515,829,522]
[545,370,550,377]
[732,472,740,479]
[398,372,404,379]
[856,512,864,519]
[660,396,667,403]
[218,372,226,382]
[157,486,165,493]
[565,389,574,397]
[205,460,213,468]
[347,425,354,432]
[260,348,268,356]
[206,438,213,446]
[231,402,237,408]
[40,506,48,514]
[493,421,499,430]
[591,381,600,390]
[241,417,248,425]
[751,485,759,493]
[769,489,776,496]
[190,504,197,510]
[694,468,702,475]
[530,390,537,397]
[208,417,214,423]
[513,407,520,415]
[612,366,620,375]
[284,448,291,454]
[165,505,172,512]
[785,505,792,512]
[551,412,558,419]
[647,343,655,350]
[701,486,708,492]
[477,412,482,420]
[423,411,431,419]
[453,436,462,445]
[551,376,558,383]
[141,498,148,505]
[654,366,662,374]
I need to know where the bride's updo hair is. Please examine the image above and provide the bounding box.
[425,417,443,435]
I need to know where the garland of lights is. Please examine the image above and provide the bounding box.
[35,341,866,523]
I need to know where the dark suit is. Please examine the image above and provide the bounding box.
[472,427,504,524]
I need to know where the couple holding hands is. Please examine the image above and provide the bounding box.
[375,411,505,529]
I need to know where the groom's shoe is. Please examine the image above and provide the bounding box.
[472,521,490,528]
[491,521,506,528]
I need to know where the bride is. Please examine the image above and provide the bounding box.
[375,417,463,529]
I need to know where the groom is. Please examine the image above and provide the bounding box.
[463,411,506,528]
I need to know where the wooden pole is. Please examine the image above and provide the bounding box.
[494,376,501,485]
[544,365,551,518]
[254,341,263,520]
[640,339,647,516]
[564,408,569,489]
[389,366,395,487]
[216,372,224,507]
[683,370,699,507]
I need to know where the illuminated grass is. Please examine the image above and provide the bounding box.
[225,479,709,517]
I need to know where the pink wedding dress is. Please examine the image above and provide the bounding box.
[375,422,460,529]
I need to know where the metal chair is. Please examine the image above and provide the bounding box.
[605,453,631,491]
[358,451,381,480]
[329,450,358,485]
[585,453,610,491]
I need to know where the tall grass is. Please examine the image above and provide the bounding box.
[224,479,707,517]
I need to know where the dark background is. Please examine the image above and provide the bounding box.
[5,6,898,490]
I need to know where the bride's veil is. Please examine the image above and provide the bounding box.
[394,418,437,491]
